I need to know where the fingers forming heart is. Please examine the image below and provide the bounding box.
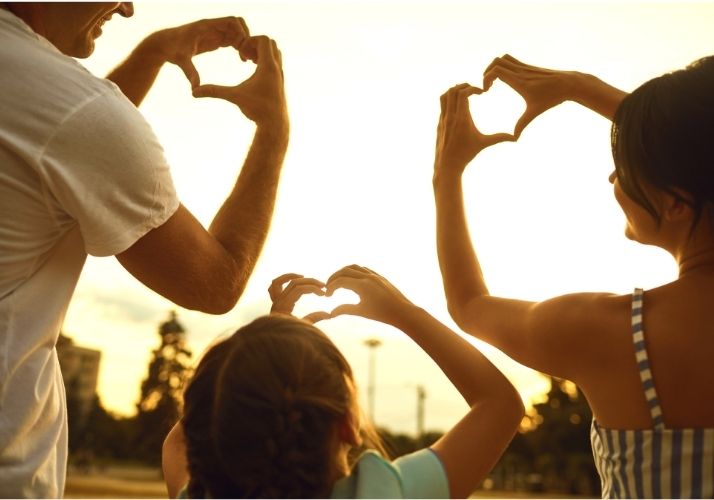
[293,288,360,323]
[467,79,526,137]
[189,46,257,92]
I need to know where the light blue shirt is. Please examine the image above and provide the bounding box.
[331,448,450,499]
[178,447,450,499]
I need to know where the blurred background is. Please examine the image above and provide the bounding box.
[58,1,714,497]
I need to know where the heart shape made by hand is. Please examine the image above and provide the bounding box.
[292,287,360,321]
[468,79,527,137]
[190,46,256,88]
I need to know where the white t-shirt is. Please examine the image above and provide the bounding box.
[0,10,179,497]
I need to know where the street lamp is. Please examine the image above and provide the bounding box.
[363,338,382,423]
[416,384,426,440]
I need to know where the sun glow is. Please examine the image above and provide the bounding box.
[64,1,714,434]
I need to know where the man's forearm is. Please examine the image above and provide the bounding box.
[106,33,166,107]
[208,123,289,296]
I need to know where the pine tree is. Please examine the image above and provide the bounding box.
[133,311,193,464]
[525,376,599,495]
[486,376,600,495]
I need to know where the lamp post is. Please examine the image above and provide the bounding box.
[363,338,382,423]
[416,384,426,440]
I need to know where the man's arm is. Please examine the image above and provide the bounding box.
[106,17,249,107]
[117,36,288,314]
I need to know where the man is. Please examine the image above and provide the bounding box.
[0,3,289,496]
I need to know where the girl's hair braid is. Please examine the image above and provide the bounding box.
[182,315,385,498]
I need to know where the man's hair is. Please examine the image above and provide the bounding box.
[182,314,385,498]
[611,55,714,231]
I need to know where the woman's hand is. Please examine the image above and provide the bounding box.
[482,54,581,138]
[324,265,415,326]
[268,273,330,323]
[434,83,515,180]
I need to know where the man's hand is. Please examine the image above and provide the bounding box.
[106,16,250,106]
[192,36,287,128]
[147,17,250,89]
[434,83,514,180]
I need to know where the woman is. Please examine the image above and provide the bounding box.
[433,55,714,498]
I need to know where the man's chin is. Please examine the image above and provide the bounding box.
[71,38,96,59]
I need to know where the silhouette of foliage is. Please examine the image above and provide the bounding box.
[132,311,193,464]
[487,376,600,495]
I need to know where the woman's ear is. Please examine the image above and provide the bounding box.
[662,189,695,222]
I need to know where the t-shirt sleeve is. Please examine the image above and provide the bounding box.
[393,447,450,499]
[39,88,179,257]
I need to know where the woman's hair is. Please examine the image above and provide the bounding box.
[181,314,385,498]
[611,55,714,230]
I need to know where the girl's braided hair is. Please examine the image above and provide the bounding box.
[182,314,385,498]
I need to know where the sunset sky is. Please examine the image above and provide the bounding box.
[64,1,714,435]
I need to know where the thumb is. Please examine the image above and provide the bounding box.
[329,303,361,319]
[177,58,200,89]
[484,132,517,148]
[192,84,233,100]
[303,311,330,324]
[514,107,539,139]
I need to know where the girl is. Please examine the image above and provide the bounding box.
[433,55,714,497]
[162,266,524,498]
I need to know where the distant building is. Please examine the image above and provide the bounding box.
[57,333,101,423]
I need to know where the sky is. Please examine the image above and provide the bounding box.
[63,1,714,435]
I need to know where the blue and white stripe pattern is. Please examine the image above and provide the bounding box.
[590,288,714,498]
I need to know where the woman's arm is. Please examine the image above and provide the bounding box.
[482,54,627,137]
[325,265,525,499]
[433,84,619,379]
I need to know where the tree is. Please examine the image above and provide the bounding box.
[525,377,599,495]
[133,311,193,464]
[485,376,600,496]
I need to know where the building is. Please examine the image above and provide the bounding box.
[57,333,101,424]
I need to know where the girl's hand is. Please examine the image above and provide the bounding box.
[483,54,578,138]
[325,265,414,326]
[268,273,329,323]
[434,83,514,180]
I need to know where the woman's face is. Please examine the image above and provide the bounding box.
[610,170,661,245]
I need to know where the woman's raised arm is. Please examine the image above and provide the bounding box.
[483,54,627,137]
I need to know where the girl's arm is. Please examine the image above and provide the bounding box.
[482,54,627,137]
[325,265,525,499]
[433,84,622,380]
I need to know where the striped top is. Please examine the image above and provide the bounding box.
[590,288,714,498]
